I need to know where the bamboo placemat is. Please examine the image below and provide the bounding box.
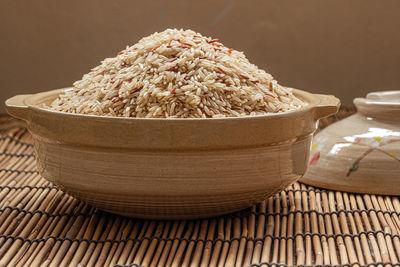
[1,108,400,267]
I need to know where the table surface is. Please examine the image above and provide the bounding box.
[1,110,400,267]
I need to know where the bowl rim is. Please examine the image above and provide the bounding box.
[5,87,340,149]
[15,87,336,122]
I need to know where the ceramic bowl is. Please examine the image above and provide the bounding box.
[302,91,400,195]
[6,88,339,219]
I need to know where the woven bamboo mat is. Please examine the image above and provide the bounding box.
[1,108,400,267]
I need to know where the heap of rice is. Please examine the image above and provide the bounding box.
[49,29,306,118]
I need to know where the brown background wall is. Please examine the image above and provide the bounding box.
[1,0,400,111]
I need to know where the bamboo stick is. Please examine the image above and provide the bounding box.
[307,186,323,265]
[93,216,122,267]
[279,191,288,265]
[141,221,167,267]
[41,201,86,267]
[355,194,382,263]
[251,200,266,264]
[164,221,186,267]
[51,205,92,267]
[335,191,357,264]
[200,219,216,267]
[171,221,195,266]
[189,220,208,267]
[349,194,373,264]
[374,195,398,263]
[58,210,92,267]
[23,196,77,266]
[315,188,330,265]
[294,183,305,265]
[243,206,255,266]
[84,216,117,267]
[300,184,311,266]
[343,193,365,266]
[10,190,66,266]
[286,185,295,266]
[363,194,390,263]
[131,220,157,266]
[178,220,199,267]
[260,198,274,263]
[321,191,339,265]
[150,220,174,267]
[234,216,247,267]
[106,218,133,267]
[385,196,400,260]
[217,217,231,267]
[113,221,142,265]
[225,216,240,267]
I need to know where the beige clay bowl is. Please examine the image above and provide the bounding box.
[6,88,339,219]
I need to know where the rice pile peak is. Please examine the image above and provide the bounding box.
[49,29,306,118]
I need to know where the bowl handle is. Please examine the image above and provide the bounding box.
[5,94,32,121]
[313,94,341,120]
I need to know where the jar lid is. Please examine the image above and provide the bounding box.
[353,91,400,120]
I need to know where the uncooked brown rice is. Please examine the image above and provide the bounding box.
[48,29,306,118]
